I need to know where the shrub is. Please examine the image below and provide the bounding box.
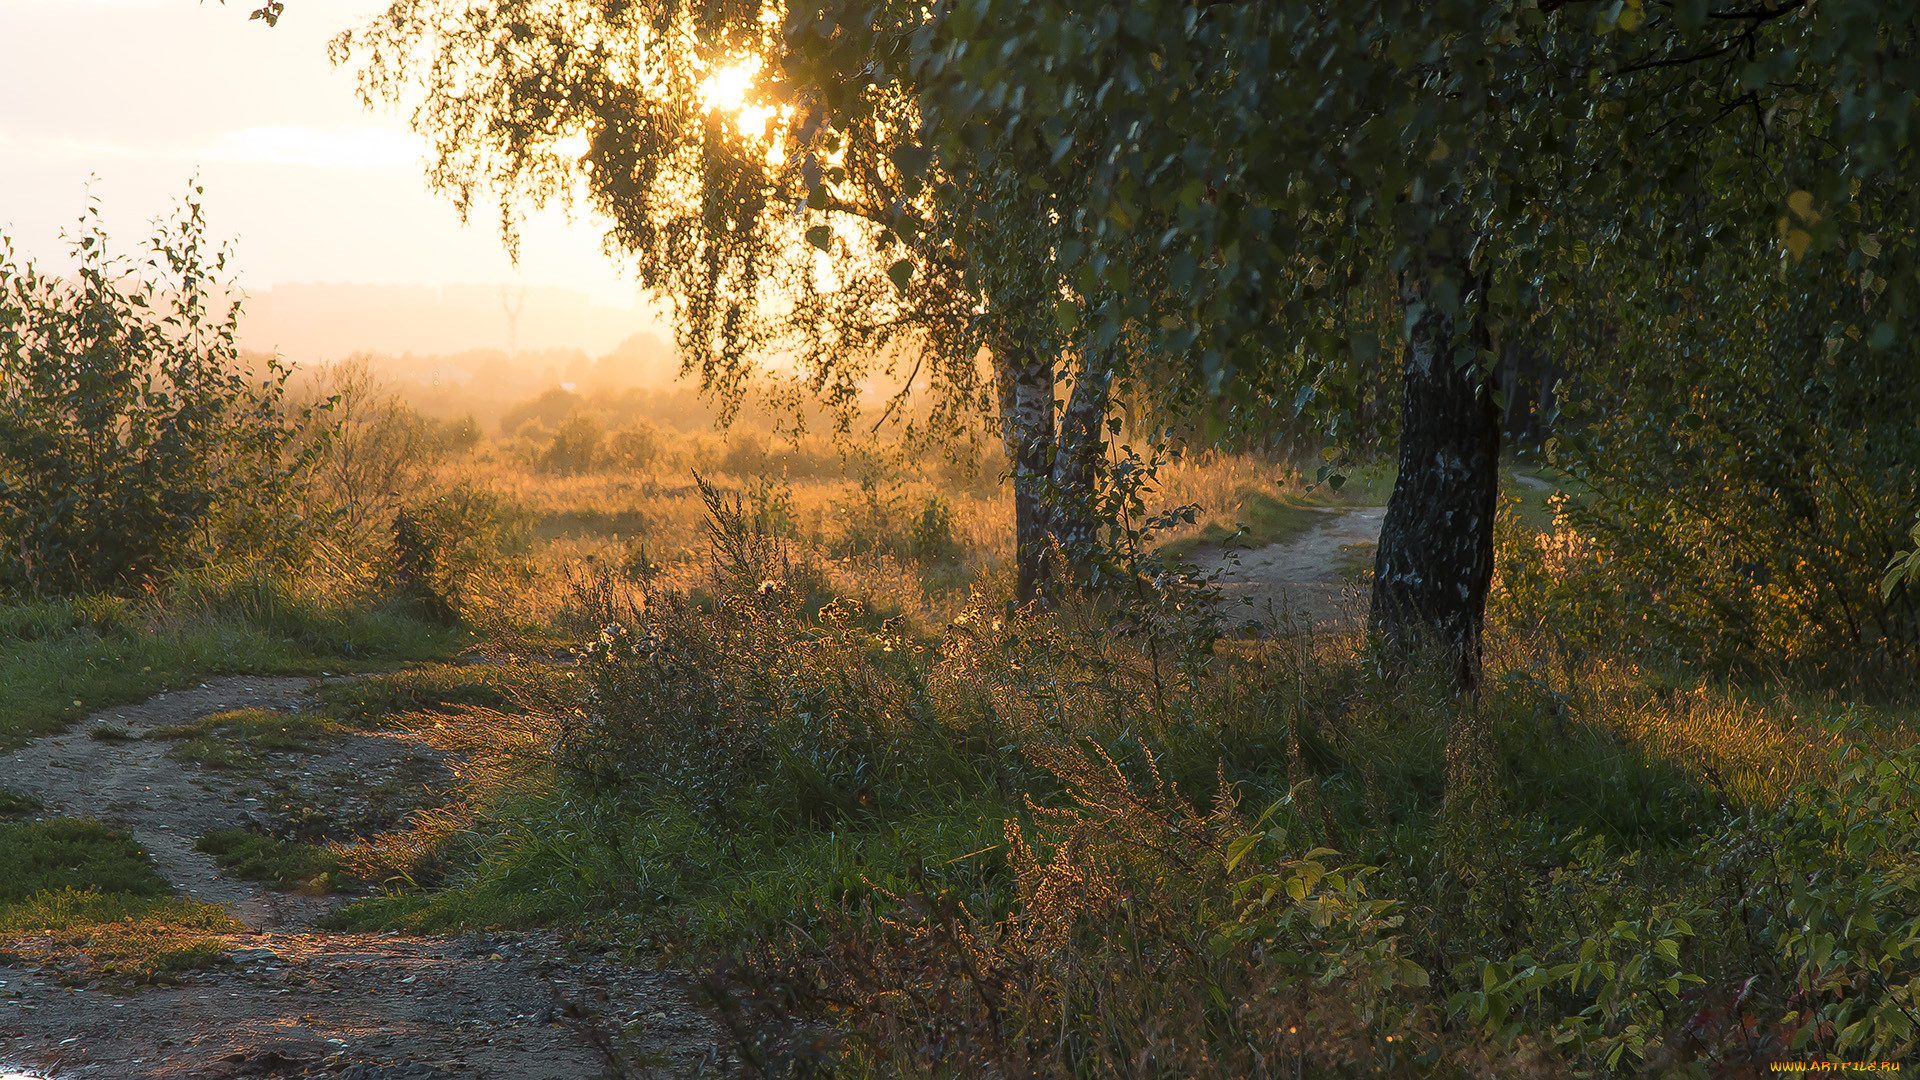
[304,355,440,548]
[0,192,320,595]
[1551,245,1920,670]
[566,476,950,821]
[605,417,663,470]
[539,410,604,473]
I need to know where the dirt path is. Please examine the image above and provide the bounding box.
[0,677,717,1079]
[1194,505,1386,632]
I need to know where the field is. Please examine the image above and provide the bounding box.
[5,382,1914,1077]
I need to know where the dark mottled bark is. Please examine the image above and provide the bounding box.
[997,342,1055,603]
[1370,255,1503,688]
[1049,342,1116,574]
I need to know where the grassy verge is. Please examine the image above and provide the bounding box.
[0,818,242,985]
[196,829,346,891]
[318,661,541,724]
[0,889,241,986]
[0,584,472,749]
[0,818,174,901]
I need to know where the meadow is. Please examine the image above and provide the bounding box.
[3,341,1917,1076]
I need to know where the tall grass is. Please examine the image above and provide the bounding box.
[299,456,1920,1075]
[0,571,465,747]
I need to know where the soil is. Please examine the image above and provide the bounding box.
[1193,505,1387,631]
[0,677,719,1080]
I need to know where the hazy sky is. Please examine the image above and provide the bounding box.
[0,0,654,310]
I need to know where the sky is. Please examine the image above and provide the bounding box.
[0,0,663,324]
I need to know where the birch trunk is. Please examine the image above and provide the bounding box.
[1049,341,1116,575]
[997,342,1055,602]
[1369,252,1503,688]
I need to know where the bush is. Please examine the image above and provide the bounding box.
[1550,245,1920,670]
[0,192,320,595]
[832,476,963,565]
[605,417,664,470]
[565,476,959,822]
[539,410,604,474]
[304,356,441,548]
[388,483,533,619]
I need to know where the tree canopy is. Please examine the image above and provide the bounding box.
[322,0,1919,670]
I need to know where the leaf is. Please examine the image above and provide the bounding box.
[886,259,914,291]
[1788,190,1818,223]
[1785,229,1811,261]
[805,226,833,251]
[1054,299,1079,333]
[1224,833,1260,871]
[1428,137,1450,162]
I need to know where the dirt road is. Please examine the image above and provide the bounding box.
[1194,505,1386,632]
[0,677,716,1080]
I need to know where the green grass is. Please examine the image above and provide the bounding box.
[1503,463,1581,531]
[196,829,345,891]
[0,888,241,985]
[0,818,241,986]
[0,788,43,818]
[0,584,470,749]
[322,786,1010,947]
[1163,491,1339,559]
[1334,541,1377,584]
[154,708,345,770]
[318,662,530,724]
[0,817,172,902]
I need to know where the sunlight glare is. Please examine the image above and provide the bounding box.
[696,57,786,142]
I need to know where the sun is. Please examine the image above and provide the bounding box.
[696,57,785,142]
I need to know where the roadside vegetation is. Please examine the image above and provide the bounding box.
[6,0,1920,1065]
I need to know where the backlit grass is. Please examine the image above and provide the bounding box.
[154,708,346,771]
[0,888,241,986]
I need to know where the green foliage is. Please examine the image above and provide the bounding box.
[0,581,464,749]
[0,817,172,903]
[1706,742,1920,1062]
[0,193,321,596]
[1533,248,1920,669]
[387,483,533,620]
[196,829,343,891]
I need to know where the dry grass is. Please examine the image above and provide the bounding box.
[0,890,243,987]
